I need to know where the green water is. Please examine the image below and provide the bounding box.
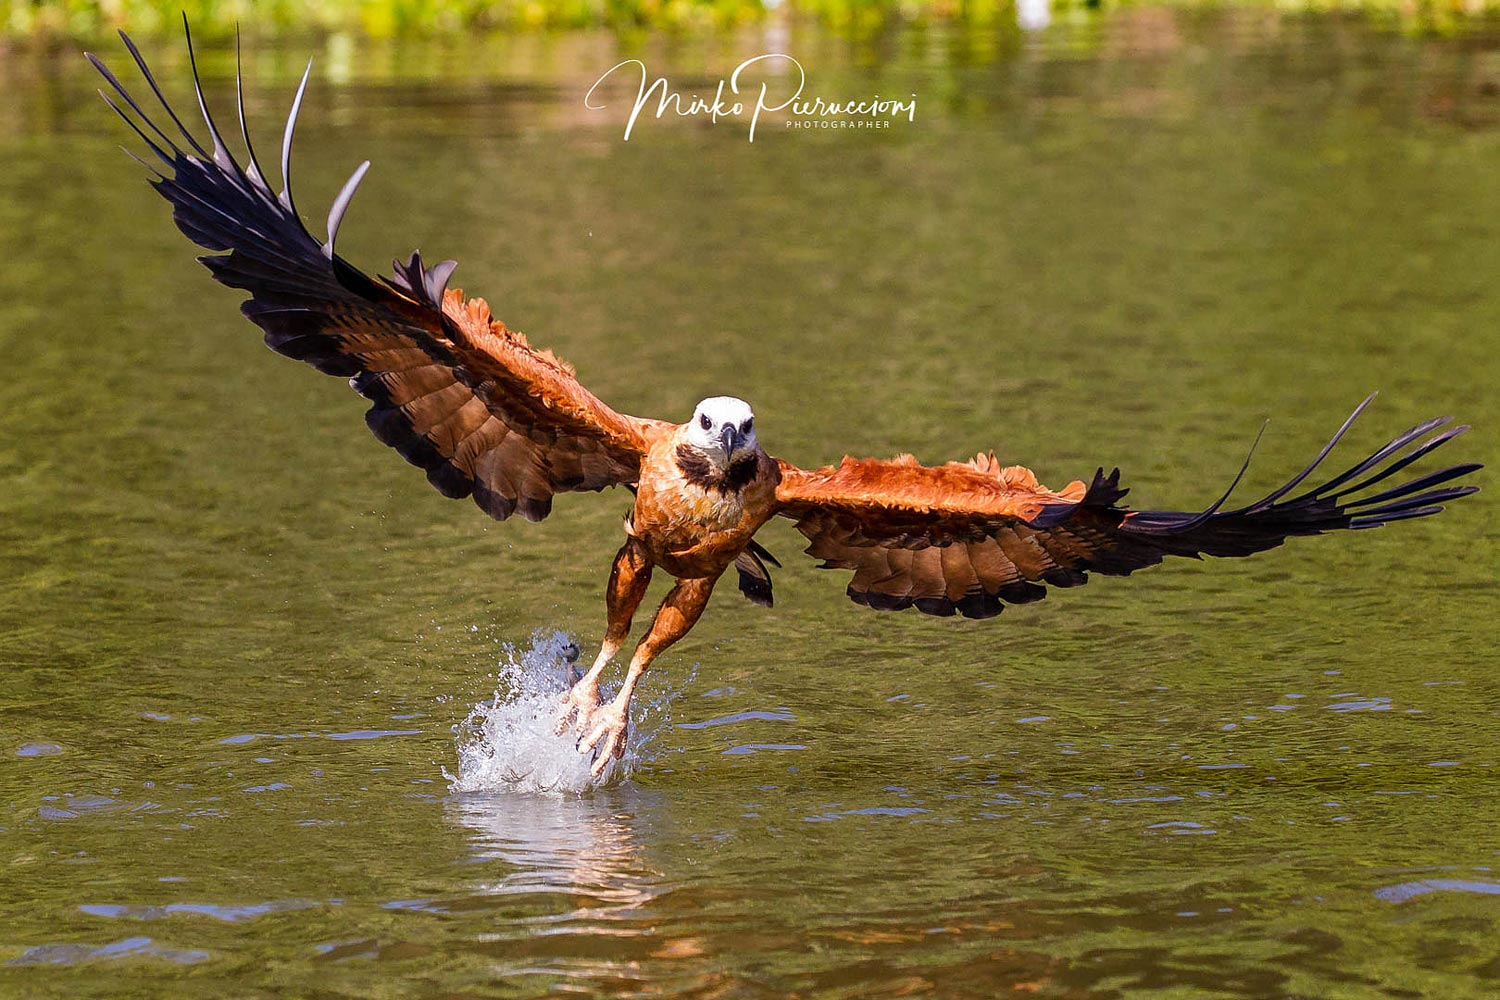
[2,9,1498,998]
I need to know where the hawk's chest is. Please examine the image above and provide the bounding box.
[635,443,763,539]
[676,480,748,529]
[636,470,748,535]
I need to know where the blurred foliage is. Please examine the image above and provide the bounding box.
[0,0,1494,39]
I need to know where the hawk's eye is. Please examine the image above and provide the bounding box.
[741,418,753,435]
[699,414,712,431]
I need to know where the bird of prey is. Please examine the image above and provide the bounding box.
[90,29,1481,776]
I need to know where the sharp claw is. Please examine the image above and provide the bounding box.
[590,733,617,776]
[556,683,602,737]
[577,708,628,777]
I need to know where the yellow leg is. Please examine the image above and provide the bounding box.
[558,538,652,735]
[581,575,717,775]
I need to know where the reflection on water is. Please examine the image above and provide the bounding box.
[450,788,665,909]
[445,789,736,994]
[0,6,1497,999]
[1017,0,1051,32]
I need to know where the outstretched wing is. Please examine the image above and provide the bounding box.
[774,395,1480,619]
[88,26,666,522]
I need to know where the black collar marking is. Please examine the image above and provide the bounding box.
[676,444,759,493]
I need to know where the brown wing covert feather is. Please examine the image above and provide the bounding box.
[774,397,1479,619]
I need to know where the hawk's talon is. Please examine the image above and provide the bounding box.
[555,681,601,737]
[579,706,628,777]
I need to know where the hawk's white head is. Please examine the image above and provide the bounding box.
[686,396,758,468]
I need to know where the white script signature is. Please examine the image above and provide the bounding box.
[584,55,917,143]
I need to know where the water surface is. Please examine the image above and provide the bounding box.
[2,10,1499,998]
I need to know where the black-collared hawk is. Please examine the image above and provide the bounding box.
[90,28,1482,776]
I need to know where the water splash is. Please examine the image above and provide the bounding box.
[446,629,689,795]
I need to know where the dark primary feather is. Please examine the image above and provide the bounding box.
[1116,394,1480,557]
[781,395,1480,619]
[88,23,653,523]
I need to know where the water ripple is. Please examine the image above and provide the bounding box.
[79,900,321,922]
[1375,879,1500,903]
[677,709,795,730]
[219,729,422,746]
[722,743,807,756]
[7,936,210,966]
[805,806,931,822]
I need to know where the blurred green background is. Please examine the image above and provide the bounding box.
[0,0,1495,38]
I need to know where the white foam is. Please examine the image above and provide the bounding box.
[446,629,688,795]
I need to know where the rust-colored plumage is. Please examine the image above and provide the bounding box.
[91,28,1482,776]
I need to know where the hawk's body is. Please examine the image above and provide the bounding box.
[90,29,1481,776]
[635,435,781,579]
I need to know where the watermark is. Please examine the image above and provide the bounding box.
[584,55,917,143]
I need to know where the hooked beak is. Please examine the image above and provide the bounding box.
[719,424,741,456]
